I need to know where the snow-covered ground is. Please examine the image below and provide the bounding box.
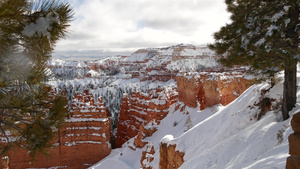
[90,70,300,169]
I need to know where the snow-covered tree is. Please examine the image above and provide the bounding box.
[184,115,193,131]
[210,0,299,120]
[0,0,73,157]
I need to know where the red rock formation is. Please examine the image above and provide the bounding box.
[115,93,132,148]
[159,136,184,169]
[287,112,300,169]
[134,122,158,148]
[1,89,111,169]
[177,72,250,109]
[117,72,248,150]
[116,88,178,148]
[141,143,155,169]
[176,75,200,108]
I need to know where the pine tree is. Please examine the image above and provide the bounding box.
[210,0,299,120]
[0,0,73,158]
[184,115,193,132]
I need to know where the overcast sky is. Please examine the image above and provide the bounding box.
[52,0,230,60]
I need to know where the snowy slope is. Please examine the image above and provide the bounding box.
[176,81,293,169]
[91,70,300,169]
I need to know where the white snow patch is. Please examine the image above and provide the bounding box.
[22,12,60,38]
[160,135,174,144]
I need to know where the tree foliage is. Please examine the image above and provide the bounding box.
[210,0,299,120]
[184,115,193,132]
[0,0,73,158]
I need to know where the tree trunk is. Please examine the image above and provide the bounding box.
[282,2,299,121]
[282,62,297,120]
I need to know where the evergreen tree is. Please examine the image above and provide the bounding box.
[210,0,299,120]
[184,115,193,132]
[0,0,73,157]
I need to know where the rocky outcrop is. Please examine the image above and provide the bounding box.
[134,121,158,148]
[287,112,300,168]
[177,72,250,109]
[176,75,200,108]
[141,143,155,169]
[116,88,178,148]
[159,135,184,169]
[1,89,111,169]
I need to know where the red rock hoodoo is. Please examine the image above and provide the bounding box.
[159,136,184,169]
[1,89,111,169]
[141,143,155,169]
[116,88,178,148]
[287,112,300,168]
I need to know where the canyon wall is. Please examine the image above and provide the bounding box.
[1,89,111,169]
[177,72,250,109]
[155,72,251,169]
[116,72,250,169]
[116,88,178,148]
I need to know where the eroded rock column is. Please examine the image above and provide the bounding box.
[159,135,184,169]
[287,112,300,168]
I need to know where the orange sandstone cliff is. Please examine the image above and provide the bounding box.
[1,89,111,169]
[116,88,178,148]
[176,72,250,109]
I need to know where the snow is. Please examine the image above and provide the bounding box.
[271,11,285,22]
[284,5,290,11]
[179,48,212,57]
[148,70,159,75]
[90,69,300,169]
[166,57,218,71]
[65,141,103,147]
[241,35,250,49]
[47,59,87,67]
[255,38,265,47]
[66,126,102,130]
[118,45,219,71]
[47,76,176,121]
[67,118,108,122]
[160,135,174,144]
[90,158,133,169]
[266,25,279,36]
[22,12,60,38]
[26,166,68,169]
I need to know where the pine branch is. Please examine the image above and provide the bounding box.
[0,111,31,123]
[0,120,23,134]
[0,125,10,141]
[0,0,72,158]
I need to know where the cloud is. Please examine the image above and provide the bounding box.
[53,0,230,60]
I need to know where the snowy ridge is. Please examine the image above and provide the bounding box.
[47,44,222,81]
